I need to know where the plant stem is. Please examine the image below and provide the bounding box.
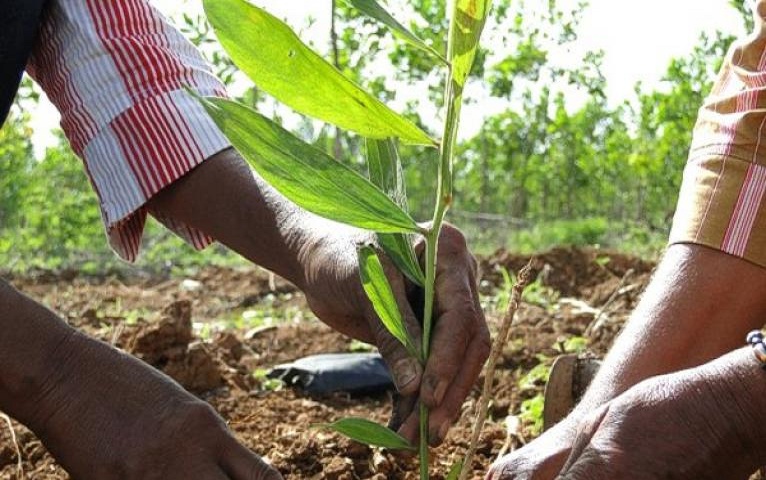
[457,259,536,480]
[419,229,438,480]
[418,66,464,480]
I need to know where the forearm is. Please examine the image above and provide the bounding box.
[0,279,77,427]
[573,243,766,416]
[147,148,357,290]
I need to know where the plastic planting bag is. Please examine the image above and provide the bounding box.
[268,352,394,395]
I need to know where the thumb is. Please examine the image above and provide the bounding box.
[365,267,424,396]
[220,437,283,480]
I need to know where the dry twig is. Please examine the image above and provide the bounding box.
[584,268,634,337]
[457,258,536,480]
[1,412,24,479]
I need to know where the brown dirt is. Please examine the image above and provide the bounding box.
[0,247,669,479]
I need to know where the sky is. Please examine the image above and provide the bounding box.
[28,0,747,156]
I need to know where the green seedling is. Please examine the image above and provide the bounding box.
[197,0,491,477]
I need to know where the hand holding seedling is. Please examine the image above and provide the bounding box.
[298,222,488,445]
[149,150,488,448]
[0,0,490,477]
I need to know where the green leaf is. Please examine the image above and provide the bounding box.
[196,96,420,233]
[446,460,464,480]
[377,234,424,286]
[315,418,415,450]
[367,138,408,207]
[342,0,447,63]
[448,0,492,88]
[203,0,435,146]
[358,245,419,359]
[366,139,424,286]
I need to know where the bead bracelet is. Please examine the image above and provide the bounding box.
[746,330,766,368]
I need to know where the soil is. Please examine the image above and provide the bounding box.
[0,246,718,479]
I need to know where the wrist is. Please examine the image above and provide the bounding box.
[701,347,766,465]
[0,281,78,428]
[288,214,370,291]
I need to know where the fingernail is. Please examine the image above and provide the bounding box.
[438,420,451,442]
[429,420,450,446]
[428,425,440,446]
[433,380,448,405]
[393,358,418,390]
[425,376,448,406]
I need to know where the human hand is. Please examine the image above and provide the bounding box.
[555,359,764,480]
[300,224,490,445]
[148,152,488,444]
[486,418,577,480]
[30,332,282,480]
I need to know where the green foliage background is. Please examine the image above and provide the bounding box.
[0,0,750,273]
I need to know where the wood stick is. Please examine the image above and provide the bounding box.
[458,258,536,480]
[1,412,24,479]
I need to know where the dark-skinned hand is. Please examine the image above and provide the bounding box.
[27,328,282,480]
[556,352,765,480]
[300,224,490,446]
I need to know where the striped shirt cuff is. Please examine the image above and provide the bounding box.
[670,154,766,267]
[83,88,230,262]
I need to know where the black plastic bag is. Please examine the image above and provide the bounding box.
[268,352,394,396]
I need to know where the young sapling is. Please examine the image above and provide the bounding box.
[197,0,491,477]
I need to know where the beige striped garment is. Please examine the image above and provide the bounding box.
[670,0,766,266]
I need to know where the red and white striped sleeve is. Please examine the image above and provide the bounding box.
[26,0,231,262]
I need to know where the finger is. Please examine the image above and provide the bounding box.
[558,405,610,475]
[485,464,516,480]
[220,437,283,480]
[425,330,490,447]
[388,392,418,432]
[394,332,489,448]
[195,466,231,480]
[396,404,421,445]
[556,448,612,480]
[421,230,484,408]
[421,304,488,409]
[366,266,424,396]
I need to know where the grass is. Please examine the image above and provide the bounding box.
[194,295,311,340]
[1,217,666,279]
[464,218,668,260]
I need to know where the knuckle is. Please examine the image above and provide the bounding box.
[447,298,483,333]
[373,324,405,358]
[439,226,468,254]
[178,400,226,432]
[469,252,480,277]
[476,326,492,361]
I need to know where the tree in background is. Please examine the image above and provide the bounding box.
[0,1,749,272]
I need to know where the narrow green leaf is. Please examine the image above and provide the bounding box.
[378,234,424,286]
[315,418,415,450]
[196,96,420,233]
[366,139,424,286]
[342,0,447,63]
[203,0,435,146]
[367,138,408,208]
[358,246,419,359]
[448,0,492,88]
[447,460,464,480]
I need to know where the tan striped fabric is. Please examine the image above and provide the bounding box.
[670,1,766,266]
